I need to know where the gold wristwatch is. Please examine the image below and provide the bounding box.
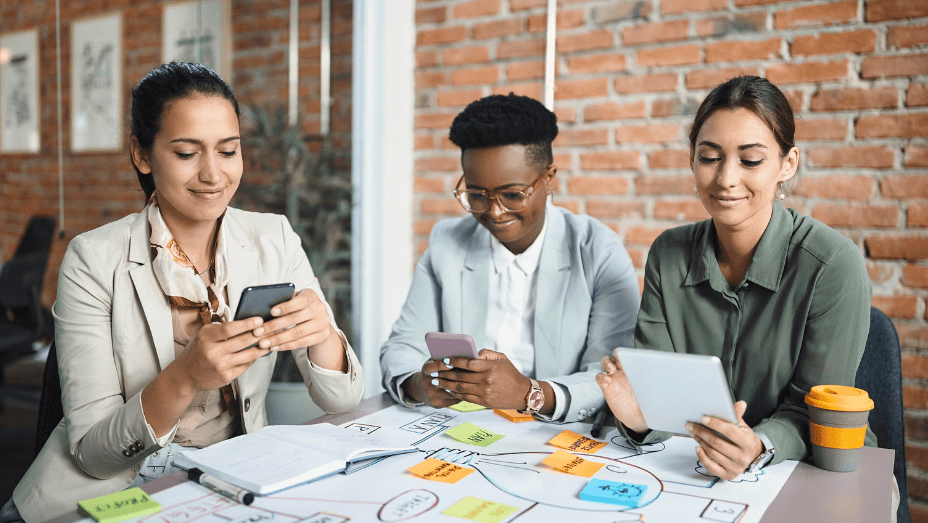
[520,378,545,415]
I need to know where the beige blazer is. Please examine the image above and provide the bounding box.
[13,207,363,522]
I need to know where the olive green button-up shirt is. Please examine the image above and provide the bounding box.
[633,202,874,465]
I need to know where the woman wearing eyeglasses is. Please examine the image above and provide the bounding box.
[379,94,640,422]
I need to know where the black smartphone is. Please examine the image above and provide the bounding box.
[234,283,296,322]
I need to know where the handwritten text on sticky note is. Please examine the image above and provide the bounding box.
[548,429,608,454]
[579,479,648,508]
[442,496,519,523]
[408,458,475,484]
[449,401,487,412]
[445,422,504,447]
[541,449,605,478]
[78,487,161,523]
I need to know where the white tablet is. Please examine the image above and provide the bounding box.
[614,348,737,434]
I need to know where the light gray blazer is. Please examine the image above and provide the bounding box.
[380,204,640,422]
[14,207,363,522]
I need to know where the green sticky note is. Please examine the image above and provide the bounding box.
[78,487,161,523]
[442,496,519,523]
[445,422,504,447]
[448,401,487,412]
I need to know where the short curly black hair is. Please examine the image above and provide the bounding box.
[449,93,558,171]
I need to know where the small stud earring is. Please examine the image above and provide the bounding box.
[777,182,786,200]
[693,187,698,193]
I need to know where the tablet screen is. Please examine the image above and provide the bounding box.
[614,348,737,434]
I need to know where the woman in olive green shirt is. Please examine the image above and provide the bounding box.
[597,76,874,480]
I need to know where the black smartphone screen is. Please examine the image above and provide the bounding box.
[233,283,296,321]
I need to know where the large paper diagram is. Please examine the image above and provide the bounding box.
[82,404,798,523]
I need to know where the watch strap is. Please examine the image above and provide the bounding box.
[520,378,544,414]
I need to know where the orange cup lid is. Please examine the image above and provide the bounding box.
[804,385,874,412]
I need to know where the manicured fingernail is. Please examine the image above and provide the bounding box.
[254,327,265,335]
[685,423,693,432]
[442,358,450,365]
[271,308,281,316]
[271,346,279,351]
[259,340,270,348]
[696,446,702,453]
[253,318,262,325]
[431,379,439,386]
[701,416,709,425]
[430,372,438,377]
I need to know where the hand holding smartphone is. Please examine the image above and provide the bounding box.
[234,283,295,322]
[424,332,480,360]
[234,283,295,354]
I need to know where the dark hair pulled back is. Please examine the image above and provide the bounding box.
[130,62,240,200]
[689,76,796,158]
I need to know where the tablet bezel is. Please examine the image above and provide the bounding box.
[614,348,738,434]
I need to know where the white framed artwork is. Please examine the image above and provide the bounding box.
[0,29,40,153]
[71,12,123,152]
[163,0,232,81]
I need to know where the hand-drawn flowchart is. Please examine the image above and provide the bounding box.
[78,404,798,523]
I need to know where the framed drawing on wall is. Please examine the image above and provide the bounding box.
[71,13,122,152]
[0,29,40,153]
[163,0,232,81]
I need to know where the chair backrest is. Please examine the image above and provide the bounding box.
[35,340,64,457]
[856,306,910,523]
[13,215,56,259]
[0,250,49,310]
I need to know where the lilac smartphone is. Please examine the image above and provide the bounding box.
[424,332,480,360]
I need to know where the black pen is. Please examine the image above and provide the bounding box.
[590,409,610,438]
[188,468,255,505]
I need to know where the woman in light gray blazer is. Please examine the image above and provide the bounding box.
[380,94,640,422]
[5,63,362,522]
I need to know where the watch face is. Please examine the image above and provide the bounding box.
[528,390,544,409]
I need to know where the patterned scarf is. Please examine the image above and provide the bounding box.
[147,193,238,417]
[147,193,233,325]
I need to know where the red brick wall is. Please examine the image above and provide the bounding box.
[413,0,928,516]
[0,0,350,305]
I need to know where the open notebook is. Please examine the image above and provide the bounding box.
[175,423,417,495]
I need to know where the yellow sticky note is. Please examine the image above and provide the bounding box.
[547,429,608,454]
[78,487,161,523]
[493,409,536,422]
[445,422,504,447]
[442,496,519,523]
[449,401,487,412]
[408,458,475,484]
[541,449,605,478]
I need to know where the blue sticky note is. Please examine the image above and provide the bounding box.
[579,479,648,508]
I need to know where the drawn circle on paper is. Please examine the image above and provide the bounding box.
[378,489,440,521]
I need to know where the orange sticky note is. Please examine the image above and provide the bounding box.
[541,450,604,478]
[547,429,608,454]
[493,409,536,423]
[408,458,475,484]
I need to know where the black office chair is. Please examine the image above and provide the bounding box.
[13,216,56,259]
[856,306,910,523]
[35,341,63,456]
[0,251,51,411]
[9,215,57,341]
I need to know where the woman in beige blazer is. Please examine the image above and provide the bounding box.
[5,62,363,522]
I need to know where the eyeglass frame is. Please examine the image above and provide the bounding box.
[452,169,550,214]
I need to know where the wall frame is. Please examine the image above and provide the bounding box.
[0,29,40,153]
[162,0,232,81]
[71,12,123,152]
